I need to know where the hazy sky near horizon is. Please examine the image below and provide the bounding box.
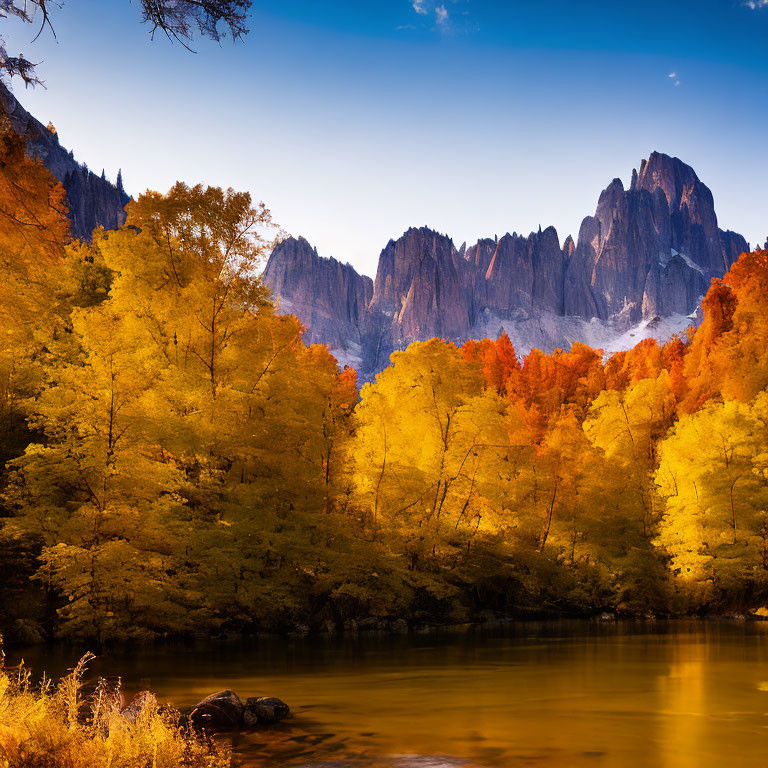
[4,0,768,275]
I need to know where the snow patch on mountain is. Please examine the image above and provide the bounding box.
[469,307,697,360]
[671,248,705,276]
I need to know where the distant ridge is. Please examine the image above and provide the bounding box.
[264,152,750,376]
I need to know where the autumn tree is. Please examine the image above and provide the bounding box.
[584,371,677,540]
[4,184,287,639]
[353,340,489,562]
[655,398,768,608]
[507,343,606,438]
[3,296,200,642]
[5,182,406,638]
[462,333,520,396]
[683,250,768,408]
[0,126,69,457]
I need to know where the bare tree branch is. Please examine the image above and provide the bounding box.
[0,0,251,85]
[139,0,250,45]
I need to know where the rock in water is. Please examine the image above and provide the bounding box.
[189,689,244,730]
[243,696,291,727]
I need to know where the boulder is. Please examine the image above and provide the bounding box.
[189,689,244,731]
[243,696,290,727]
[121,691,157,724]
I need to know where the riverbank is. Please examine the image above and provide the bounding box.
[5,602,766,651]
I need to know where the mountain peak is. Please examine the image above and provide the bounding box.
[636,151,704,209]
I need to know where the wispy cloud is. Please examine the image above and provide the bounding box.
[744,0,768,8]
[668,72,681,86]
[405,0,471,34]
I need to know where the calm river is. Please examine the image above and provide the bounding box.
[9,620,768,767]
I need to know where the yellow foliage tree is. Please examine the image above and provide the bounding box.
[655,398,768,606]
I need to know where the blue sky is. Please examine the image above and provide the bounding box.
[4,0,768,275]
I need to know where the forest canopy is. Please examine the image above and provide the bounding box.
[1,118,768,644]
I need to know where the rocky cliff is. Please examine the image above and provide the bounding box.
[570,152,748,322]
[263,236,374,367]
[263,152,749,377]
[0,83,129,240]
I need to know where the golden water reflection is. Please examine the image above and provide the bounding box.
[13,620,768,767]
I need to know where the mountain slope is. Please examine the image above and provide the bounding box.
[0,83,129,240]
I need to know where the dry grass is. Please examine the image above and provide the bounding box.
[0,650,231,768]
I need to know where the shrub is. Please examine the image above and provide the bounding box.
[0,644,231,768]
